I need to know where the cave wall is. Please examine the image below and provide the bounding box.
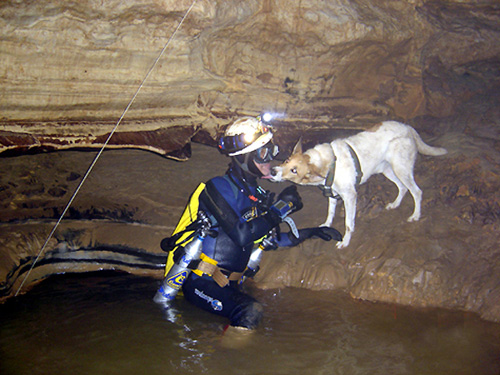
[1,0,499,156]
[1,0,499,322]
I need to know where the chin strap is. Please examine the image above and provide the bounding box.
[233,154,261,178]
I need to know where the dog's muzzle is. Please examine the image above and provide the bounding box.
[270,167,282,182]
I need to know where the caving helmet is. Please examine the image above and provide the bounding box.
[218,116,279,178]
[218,116,278,163]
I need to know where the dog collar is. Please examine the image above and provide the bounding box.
[319,155,340,199]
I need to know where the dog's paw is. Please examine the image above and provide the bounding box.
[336,240,349,249]
[385,201,400,210]
[407,213,420,222]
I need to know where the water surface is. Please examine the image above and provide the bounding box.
[1,272,499,375]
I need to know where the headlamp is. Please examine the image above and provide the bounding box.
[259,112,285,124]
[244,132,255,143]
[262,112,273,123]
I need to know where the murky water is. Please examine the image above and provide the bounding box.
[1,272,499,375]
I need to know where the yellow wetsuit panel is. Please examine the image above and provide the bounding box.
[164,182,206,277]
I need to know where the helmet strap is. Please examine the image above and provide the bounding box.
[231,154,260,180]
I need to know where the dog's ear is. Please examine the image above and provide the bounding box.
[292,137,303,155]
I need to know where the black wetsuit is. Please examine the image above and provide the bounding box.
[181,165,295,329]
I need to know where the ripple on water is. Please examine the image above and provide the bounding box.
[1,272,500,375]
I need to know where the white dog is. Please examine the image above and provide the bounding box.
[270,121,447,248]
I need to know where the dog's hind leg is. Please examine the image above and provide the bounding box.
[321,197,338,227]
[400,173,422,222]
[382,167,408,210]
[388,139,422,222]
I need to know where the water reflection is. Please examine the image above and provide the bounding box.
[1,272,499,375]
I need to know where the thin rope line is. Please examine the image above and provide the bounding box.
[15,0,198,296]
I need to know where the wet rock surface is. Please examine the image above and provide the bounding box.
[1,99,499,322]
[0,0,499,323]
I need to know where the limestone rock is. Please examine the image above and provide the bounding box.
[1,0,499,155]
[0,0,499,324]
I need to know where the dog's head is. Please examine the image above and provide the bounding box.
[271,139,326,185]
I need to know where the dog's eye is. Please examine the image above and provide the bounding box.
[291,167,297,174]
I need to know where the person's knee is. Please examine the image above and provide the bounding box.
[231,301,263,329]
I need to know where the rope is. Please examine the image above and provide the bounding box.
[15,0,198,296]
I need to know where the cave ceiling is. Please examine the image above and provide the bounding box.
[0,0,499,159]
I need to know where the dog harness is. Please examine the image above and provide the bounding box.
[319,143,363,199]
[319,159,340,199]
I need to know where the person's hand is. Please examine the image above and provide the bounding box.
[276,185,303,214]
[298,227,343,242]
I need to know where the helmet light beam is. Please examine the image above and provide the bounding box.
[262,112,273,123]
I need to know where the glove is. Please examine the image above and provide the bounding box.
[272,185,303,218]
[244,267,259,278]
[160,236,175,252]
[298,227,343,242]
[264,191,276,209]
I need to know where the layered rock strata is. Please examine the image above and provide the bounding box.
[1,0,499,155]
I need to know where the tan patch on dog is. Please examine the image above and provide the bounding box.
[279,153,326,185]
[366,123,383,132]
[278,153,312,184]
[277,139,329,185]
[310,162,328,180]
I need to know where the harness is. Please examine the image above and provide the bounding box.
[319,143,363,199]
[163,171,270,288]
[192,173,270,287]
[193,253,245,287]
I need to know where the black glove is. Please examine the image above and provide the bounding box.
[273,185,303,216]
[298,227,343,242]
[264,191,276,209]
[160,236,175,252]
[243,266,260,278]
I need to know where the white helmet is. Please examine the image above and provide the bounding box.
[218,117,274,157]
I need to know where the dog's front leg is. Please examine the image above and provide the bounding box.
[337,191,356,249]
[320,197,338,227]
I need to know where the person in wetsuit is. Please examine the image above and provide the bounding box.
[161,116,342,330]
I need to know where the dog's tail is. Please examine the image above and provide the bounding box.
[410,127,448,156]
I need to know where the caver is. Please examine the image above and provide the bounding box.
[155,116,342,329]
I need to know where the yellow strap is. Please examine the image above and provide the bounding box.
[193,253,218,276]
[200,252,218,266]
[193,253,245,287]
